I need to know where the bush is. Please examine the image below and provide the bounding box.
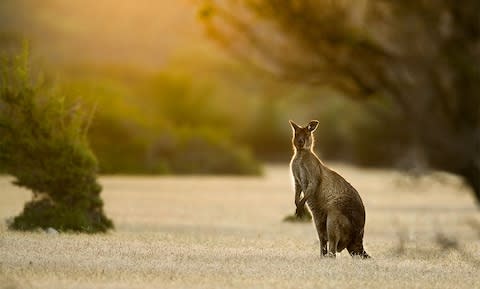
[150,127,262,175]
[63,68,263,175]
[0,48,113,233]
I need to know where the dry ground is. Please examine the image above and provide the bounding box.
[1,164,479,289]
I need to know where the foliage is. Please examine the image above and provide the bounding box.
[0,48,113,232]
[199,0,480,203]
[62,67,262,175]
[148,127,260,175]
[58,62,408,174]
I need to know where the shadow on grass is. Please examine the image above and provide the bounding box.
[282,209,312,223]
[390,218,480,266]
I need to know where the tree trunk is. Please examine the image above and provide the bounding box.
[460,161,480,206]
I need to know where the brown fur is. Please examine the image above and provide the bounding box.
[289,120,370,258]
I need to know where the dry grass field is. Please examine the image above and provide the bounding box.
[1,164,479,289]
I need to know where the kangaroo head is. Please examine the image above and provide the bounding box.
[289,120,319,151]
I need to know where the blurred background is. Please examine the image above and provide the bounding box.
[0,0,478,200]
[1,3,479,285]
[0,0,409,173]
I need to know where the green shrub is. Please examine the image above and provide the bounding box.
[150,127,262,175]
[0,48,113,233]
[89,115,166,174]
[61,68,262,175]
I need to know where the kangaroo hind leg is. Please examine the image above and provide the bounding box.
[326,213,342,258]
[313,217,328,257]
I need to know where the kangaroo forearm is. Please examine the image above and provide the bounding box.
[297,184,316,207]
[297,197,307,208]
[294,185,302,206]
[297,196,309,208]
[295,193,301,206]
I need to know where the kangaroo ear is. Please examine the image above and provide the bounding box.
[307,120,319,132]
[289,120,300,131]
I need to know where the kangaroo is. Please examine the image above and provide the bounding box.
[289,120,369,258]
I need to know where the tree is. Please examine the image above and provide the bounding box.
[0,48,113,232]
[199,0,480,204]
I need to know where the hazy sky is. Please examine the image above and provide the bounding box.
[0,0,211,68]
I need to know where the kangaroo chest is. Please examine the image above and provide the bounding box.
[291,157,317,192]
